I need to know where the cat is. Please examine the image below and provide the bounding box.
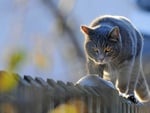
[80,15,150,103]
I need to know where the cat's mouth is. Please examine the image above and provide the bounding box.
[94,58,111,64]
[94,59,106,64]
[89,57,110,64]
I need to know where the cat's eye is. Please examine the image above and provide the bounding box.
[93,48,99,53]
[104,48,111,53]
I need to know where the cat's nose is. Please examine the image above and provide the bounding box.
[99,58,104,62]
[98,55,104,61]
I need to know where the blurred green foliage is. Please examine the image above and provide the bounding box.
[7,50,26,72]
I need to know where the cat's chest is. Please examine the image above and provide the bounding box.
[103,64,118,83]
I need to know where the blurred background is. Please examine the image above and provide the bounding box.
[0,0,150,83]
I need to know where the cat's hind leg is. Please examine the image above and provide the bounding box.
[135,71,150,102]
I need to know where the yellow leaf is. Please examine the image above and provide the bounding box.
[0,71,19,92]
[34,52,47,68]
[49,99,87,113]
[50,104,78,113]
[7,50,26,71]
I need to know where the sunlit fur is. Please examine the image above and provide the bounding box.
[81,15,150,102]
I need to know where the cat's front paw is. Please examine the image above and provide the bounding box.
[127,94,139,104]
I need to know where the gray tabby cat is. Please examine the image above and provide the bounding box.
[81,15,150,103]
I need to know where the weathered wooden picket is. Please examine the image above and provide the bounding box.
[0,73,150,113]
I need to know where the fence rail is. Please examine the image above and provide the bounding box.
[0,72,150,113]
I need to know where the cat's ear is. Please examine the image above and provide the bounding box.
[80,25,94,35]
[109,26,120,42]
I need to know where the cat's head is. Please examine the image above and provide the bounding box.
[81,25,122,64]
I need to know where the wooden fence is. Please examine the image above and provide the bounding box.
[0,73,150,113]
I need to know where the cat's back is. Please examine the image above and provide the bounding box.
[90,15,136,31]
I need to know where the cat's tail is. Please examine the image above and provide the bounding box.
[135,71,150,103]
